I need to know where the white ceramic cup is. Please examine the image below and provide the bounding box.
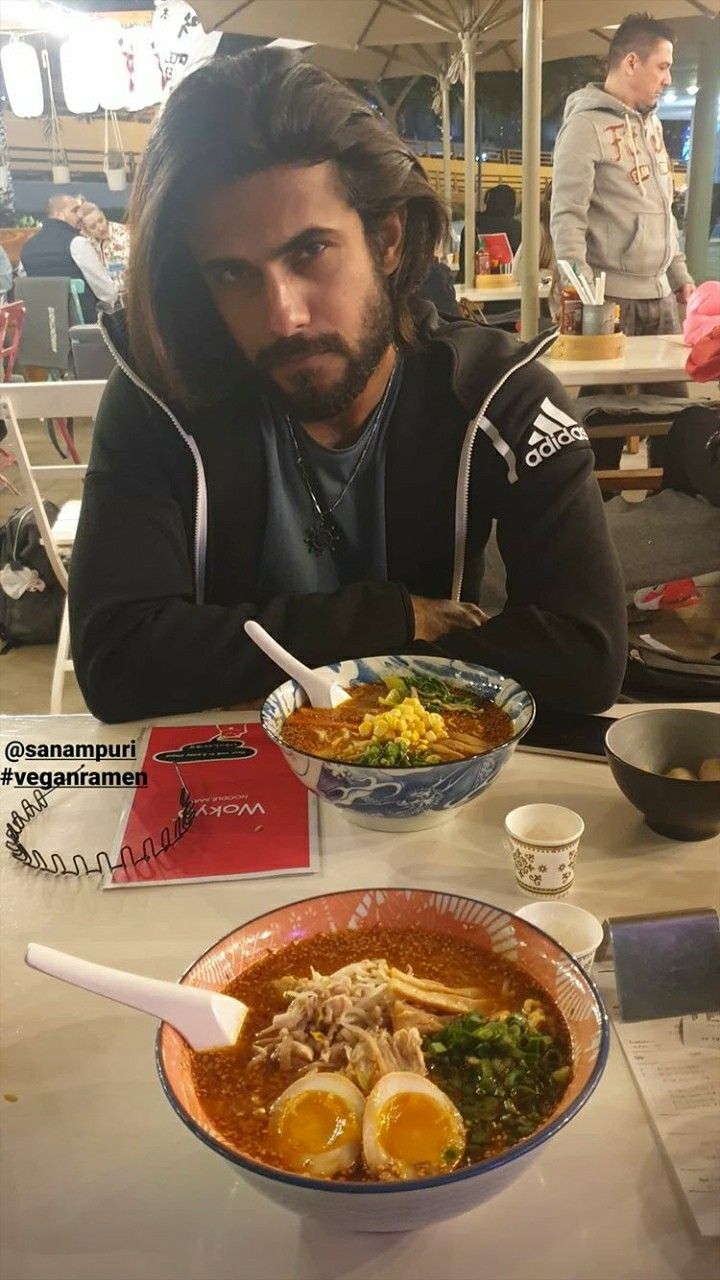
[515,901,604,972]
[504,804,585,898]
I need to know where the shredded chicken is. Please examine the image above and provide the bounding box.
[391,1000,447,1036]
[250,958,491,1083]
[346,1026,427,1090]
[250,960,393,1071]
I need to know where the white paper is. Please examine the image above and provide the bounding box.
[596,964,720,1236]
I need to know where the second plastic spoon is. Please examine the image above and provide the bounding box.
[244,619,349,708]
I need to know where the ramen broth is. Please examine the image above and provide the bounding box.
[190,927,571,1180]
[280,676,514,765]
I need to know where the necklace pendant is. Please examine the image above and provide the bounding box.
[305,515,340,555]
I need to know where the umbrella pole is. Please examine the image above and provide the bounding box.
[441,74,453,248]
[684,21,718,284]
[520,0,543,340]
[462,28,477,289]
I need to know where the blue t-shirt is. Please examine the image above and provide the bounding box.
[256,360,403,597]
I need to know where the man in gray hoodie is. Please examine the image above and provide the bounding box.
[551,12,694,339]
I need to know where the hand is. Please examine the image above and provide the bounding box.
[675,283,694,306]
[411,595,487,643]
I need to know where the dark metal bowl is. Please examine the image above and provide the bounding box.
[605,710,720,841]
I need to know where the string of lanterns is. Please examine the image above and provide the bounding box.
[0,2,220,181]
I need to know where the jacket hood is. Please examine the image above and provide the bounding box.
[562,82,652,124]
[100,302,556,423]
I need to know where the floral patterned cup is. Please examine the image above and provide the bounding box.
[504,804,585,897]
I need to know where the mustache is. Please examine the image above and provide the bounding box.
[254,332,351,375]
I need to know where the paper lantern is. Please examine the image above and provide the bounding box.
[126,27,163,111]
[89,21,130,111]
[0,41,44,118]
[151,1,221,97]
[60,32,100,114]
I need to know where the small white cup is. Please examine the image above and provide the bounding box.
[516,901,604,973]
[504,803,585,898]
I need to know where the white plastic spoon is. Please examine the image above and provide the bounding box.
[244,619,349,708]
[25,944,249,1052]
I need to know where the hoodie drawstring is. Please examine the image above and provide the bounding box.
[624,111,648,200]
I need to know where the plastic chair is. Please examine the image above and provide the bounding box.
[0,379,105,712]
[0,302,28,495]
[13,277,84,464]
[1,300,27,382]
[69,325,115,379]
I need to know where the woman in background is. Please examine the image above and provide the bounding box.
[78,201,129,288]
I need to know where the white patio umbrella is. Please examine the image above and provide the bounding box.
[203,0,718,334]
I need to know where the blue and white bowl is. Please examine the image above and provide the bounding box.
[261,655,535,831]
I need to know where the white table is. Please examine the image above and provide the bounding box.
[541,333,691,387]
[455,281,551,303]
[2,707,719,1280]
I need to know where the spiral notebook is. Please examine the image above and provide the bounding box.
[104,722,318,888]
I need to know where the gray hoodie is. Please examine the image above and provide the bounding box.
[550,83,692,300]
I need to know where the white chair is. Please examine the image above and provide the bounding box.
[0,380,106,712]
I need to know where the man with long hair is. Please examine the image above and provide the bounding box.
[70,49,625,722]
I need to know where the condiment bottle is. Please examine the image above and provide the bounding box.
[560,286,583,335]
[613,303,622,333]
[475,237,491,277]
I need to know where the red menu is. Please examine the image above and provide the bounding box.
[481,232,513,265]
[105,722,318,889]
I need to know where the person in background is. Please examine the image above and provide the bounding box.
[512,181,559,322]
[457,184,521,284]
[78,201,129,288]
[551,12,694,470]
[70,48,626,724]
[417,254,460,317]
[551,12,693,341]
[20,193,119,318]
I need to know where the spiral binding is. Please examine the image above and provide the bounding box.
[5,780,196,878]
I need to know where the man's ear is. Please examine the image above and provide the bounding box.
[376,209,406,275]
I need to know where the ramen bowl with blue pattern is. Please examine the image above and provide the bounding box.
[261,655,535,831]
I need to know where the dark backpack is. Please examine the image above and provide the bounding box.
[0,503,65,651]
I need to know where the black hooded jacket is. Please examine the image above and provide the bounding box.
[69,307,626,722]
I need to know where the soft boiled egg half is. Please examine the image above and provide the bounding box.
[363,1071,466,1180]
[268,1071,365,1177]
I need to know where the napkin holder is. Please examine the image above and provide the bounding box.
[550,332,625,361]
[599,908,720,1021]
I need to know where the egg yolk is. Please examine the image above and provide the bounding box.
[272,1092,359,1164]
[377,1093,459,1166]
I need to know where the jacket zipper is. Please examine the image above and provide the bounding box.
[451,327,560,600]
[98,317,208,604]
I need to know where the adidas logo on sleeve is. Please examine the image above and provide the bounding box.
[524,398,589,469]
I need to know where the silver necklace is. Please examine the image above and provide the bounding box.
[285,359,400,555]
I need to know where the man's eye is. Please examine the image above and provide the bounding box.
[213,265,249,286]
[295,241,328,265]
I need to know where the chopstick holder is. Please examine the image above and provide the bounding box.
[599,908,720,1021]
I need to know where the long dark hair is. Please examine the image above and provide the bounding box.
[126,48,448,408]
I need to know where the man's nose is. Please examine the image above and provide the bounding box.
[263,270,310,337]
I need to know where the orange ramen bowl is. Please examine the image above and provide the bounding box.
[157,888,608,1233]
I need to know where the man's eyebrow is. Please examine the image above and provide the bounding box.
[200,225,337,271]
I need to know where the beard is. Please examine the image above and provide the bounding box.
[253,271,394,422]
